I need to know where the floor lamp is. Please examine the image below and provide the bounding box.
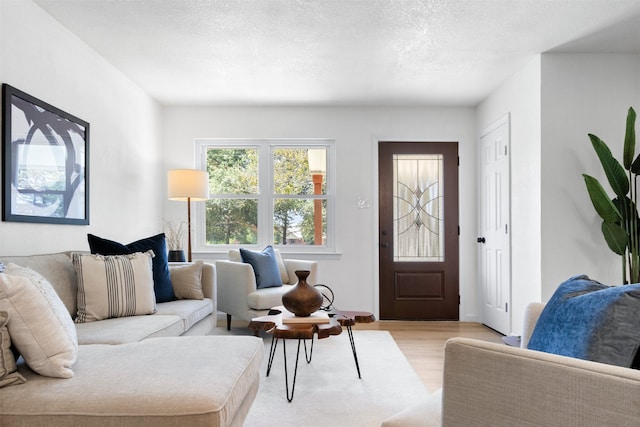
[168,169,209,262]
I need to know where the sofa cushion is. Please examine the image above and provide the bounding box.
[527,275,640,367]
[169,261,204,300]
[73,252,157,323]
[0,264,78,378]
[88,233,175,303]
[239,246,283,289]
[247,284,295,310]
[0,252,77,317]
[0,311,26,388]
[155,299,213,331]
[1,336,264,427]
[75,314,184,345]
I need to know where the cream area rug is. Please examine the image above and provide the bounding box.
[240,330,430,426]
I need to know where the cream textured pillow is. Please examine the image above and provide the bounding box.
[0,311,26,388]
[0,264,78,378]
[73,251,157,323]
[273,249,290,284]
[169,261,204,300]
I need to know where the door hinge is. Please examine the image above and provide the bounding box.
[458,295,461,305]
[505,302,508,312]
[505,224,508,234]
[458,225,460,236]
[457,156,460,166]
[505,146,508,156]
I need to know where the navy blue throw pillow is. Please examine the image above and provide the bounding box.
[527,275,640,367]
[239,246,283,289]
[87,233,175,303]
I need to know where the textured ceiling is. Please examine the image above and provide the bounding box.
[33,0,640,106]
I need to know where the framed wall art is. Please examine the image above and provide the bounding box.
[2,84,90,225]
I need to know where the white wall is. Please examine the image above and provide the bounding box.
[0,0,163,255]
[476,53,640,332]
[540,53,640,299]
[162,106,478,318]
[476,56,542,334]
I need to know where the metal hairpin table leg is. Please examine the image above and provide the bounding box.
[282,339,303,402]
[266,336,279,377]
[346,325,362,379]
[303,336,315,363]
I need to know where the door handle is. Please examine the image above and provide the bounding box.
[477,237,486,244]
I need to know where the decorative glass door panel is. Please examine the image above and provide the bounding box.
[393,154,444,262]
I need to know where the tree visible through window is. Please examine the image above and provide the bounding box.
[206,148,258,245]
[198,140,332,250]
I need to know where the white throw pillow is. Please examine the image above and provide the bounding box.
[73,251,157,323]
[273,249,290,284]
[0,264,78,379]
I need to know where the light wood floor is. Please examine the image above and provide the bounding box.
[353,321,504,391]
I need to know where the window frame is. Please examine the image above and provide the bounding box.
[194,138,336,254]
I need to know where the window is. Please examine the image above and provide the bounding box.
[195,139,334,252]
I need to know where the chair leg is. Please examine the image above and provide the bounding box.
[226,314,232,331]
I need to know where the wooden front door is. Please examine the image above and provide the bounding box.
[379,141,459,320]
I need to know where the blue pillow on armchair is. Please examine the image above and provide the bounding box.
[87,233,175,303]
[527,274,640,367]
[239,246,283,289]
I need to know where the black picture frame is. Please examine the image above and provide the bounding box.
[2,84,90,225]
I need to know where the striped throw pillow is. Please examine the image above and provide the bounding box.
[73,251,157,323]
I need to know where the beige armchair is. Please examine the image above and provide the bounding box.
[382,301,640,427]
[216,249,318,330]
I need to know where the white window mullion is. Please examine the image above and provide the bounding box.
[325,142,335,250]
[193,142,209,252]
[258,143,272,247]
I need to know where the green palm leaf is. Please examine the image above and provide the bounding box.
[583,174,622,222]
[602,221,628,255]
[624,107,637,170]
[589,134,629,197]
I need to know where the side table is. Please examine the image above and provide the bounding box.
[249,306,375,401]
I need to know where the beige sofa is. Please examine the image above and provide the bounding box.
[383,303,640,427]
[0,252,264,426]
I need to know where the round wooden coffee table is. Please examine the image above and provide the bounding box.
[249,306,375,401]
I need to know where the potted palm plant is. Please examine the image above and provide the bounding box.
[583,107,639,283]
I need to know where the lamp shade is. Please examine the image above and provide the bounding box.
[168,169,209,201]
[307,149,326,174]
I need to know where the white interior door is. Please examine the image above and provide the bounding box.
[478,115,511,335]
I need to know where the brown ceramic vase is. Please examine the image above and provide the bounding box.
[282,270,323,317]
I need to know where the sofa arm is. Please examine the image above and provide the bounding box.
[283,259,318,285]
[442,337,640,427]
[215,260,258,317]
[200,262,215,301]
